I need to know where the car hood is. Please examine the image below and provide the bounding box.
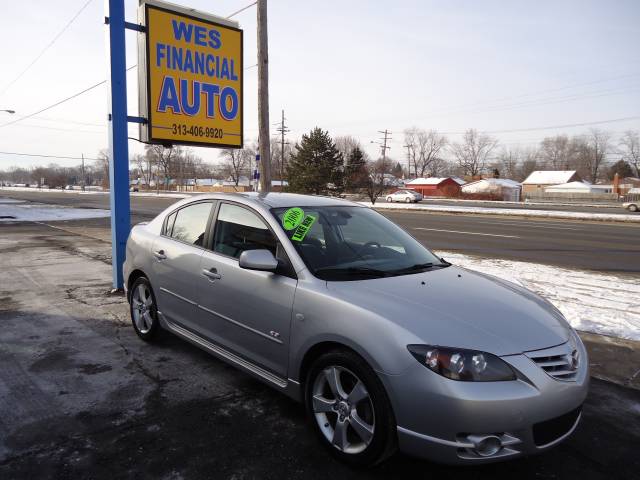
[325,265,571,356]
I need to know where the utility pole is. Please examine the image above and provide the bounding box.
[274,109,289,185]
[371,130,392,164]
[403,144,412,179]
[81,154,86,191]
[257,0,271,192]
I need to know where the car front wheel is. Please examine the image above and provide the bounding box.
[305,350,397,466]
[386,197,393,202]
[629,204,638,212]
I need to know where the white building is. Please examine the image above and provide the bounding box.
[461,178,521,201]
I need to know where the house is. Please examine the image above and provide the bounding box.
[405,177,462,197]
[461,178,522,201]
[545,181,598,193]
[521,170,581,195]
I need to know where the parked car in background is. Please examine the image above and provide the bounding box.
[623,200,638,212]
[385,189,422,203]
[123,192,588,466]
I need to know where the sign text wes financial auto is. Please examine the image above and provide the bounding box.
[143,5,243,148]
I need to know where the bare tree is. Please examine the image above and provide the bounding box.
[416,129,448,177]
[540,135,571,169]
[133,153,152,189]
[334,135,361,165]
[363,158,391,204]
[620,130,640,177]
[450,129,498,177]
[144,144,183,189]
[96,149,110,188]
[585,129,610,183]
[219,147,253,185]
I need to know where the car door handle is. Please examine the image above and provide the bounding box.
[202,268,222,281]
[153,249,167,260]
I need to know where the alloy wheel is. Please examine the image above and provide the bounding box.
[312,366,375,454]
[131,283,155,334]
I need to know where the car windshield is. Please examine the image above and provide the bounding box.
[272,205,448,281]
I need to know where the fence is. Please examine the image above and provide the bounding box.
[523,192,621,204]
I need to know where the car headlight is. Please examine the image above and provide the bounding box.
[407,345,516,382]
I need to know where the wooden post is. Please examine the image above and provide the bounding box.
[257,0,271,192]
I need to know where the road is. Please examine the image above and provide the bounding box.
[377,197,635,215]
[1,189,639,273]
[1,221,639,479]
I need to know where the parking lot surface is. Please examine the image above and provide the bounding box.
[1,221,639,479]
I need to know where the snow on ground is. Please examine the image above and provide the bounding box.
[437,250,640,341]
[361,201,640,223]
[0,202,110,222]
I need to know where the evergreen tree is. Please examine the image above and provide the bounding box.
[287,127,344,195]
[391,162,403,177]
[344,146,368,191]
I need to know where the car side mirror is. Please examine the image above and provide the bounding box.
[238,249,279,272]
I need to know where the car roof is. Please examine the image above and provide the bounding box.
[182,192,363,209]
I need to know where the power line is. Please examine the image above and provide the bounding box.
[226,2,257,19]
[440,116,640,136]
[0,0,95,97]
[0,65,137,129]
[0,151,99,161]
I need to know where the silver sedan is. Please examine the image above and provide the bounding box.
[123,192,588,466]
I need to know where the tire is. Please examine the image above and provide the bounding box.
[386,197,393,203]
[305,349,397,467]
[404,197,411,203]
[629,204,638,212]
[129,276,161,342]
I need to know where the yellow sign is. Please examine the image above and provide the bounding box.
[138,1,243,148]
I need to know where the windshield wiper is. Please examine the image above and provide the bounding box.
[314,266,390,279]
[390,262,449,275]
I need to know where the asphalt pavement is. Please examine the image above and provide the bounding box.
[1,189,638,273]
[1,221,639,479]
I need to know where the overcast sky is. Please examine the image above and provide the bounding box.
[0,0,638,170]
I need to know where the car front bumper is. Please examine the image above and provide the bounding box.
[379,337,589,464]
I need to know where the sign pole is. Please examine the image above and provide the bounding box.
[105,0,131,290]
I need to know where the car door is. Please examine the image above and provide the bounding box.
[151,200,215,333]
[195,202,297,378]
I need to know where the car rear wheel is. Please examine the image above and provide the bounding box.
[404,197,411,203]
[386,197,393,202]
[629,204,638,212]
[305,350,397,466]
[129,276,160,342]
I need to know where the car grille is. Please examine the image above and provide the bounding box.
[525,340,580,381]
[533,406,581,446]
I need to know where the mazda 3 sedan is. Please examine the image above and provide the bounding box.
[123,192,588,466]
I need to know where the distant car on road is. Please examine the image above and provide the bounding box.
[123,192,588,466]
[130,186,139,192]
[623,200,638,212]
[385,189,422,203]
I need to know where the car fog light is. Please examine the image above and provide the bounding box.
[473,436,502,457]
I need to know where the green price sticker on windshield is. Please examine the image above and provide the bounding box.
[282,207,304,230]
[291,215,317,242]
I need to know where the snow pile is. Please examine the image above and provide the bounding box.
[361,201,640,223]
[437,250,640,341]
[0,202,110,222]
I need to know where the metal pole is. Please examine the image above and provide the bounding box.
[280,109,285,183]
[81,154,86,191]
[105,0,131,290]
[257,0,271,192]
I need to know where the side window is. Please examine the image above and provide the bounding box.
[213,203,277,259]
[164,211,177,236]
[170,202,212,246]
